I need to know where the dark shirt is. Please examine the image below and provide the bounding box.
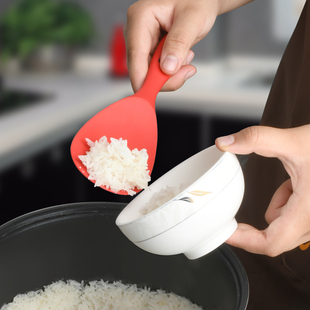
[235,1,310,308]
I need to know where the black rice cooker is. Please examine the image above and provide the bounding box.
[0,202,248,309]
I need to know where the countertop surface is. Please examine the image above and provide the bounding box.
[0,57,279,171]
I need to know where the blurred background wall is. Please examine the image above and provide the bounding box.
[0,0,303,59]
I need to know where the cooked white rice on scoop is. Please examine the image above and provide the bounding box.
[78,136,150,195]
[1,280,203,310]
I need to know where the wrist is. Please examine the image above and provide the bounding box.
[218,0,254,15]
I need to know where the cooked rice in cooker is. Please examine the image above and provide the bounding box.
[78,136,150,196]
[1,280,203,310]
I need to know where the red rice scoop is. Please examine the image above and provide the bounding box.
[70,36,170,195]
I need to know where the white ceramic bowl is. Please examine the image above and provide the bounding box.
[116,145,244,260]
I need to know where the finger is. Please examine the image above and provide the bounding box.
[227,208,310,256]
[225,222,293,257]
[265,179,293,224]
[160,50,196,91]
[183,49,195,66]
[124,26,152,93]
[161,64,197,91]
[125,3,161,92]
[215,126,293,159]
[160,4,216,75]
[226,223,268,255]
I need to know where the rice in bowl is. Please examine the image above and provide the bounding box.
[140,184,189,215]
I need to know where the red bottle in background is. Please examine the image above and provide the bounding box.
[109,24,128,77]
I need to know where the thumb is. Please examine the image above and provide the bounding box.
[160,5,216,75]
[215,126,291,159]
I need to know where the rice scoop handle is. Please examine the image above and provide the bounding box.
[70,35,170,195]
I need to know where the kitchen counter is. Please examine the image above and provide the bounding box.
[0,56,279,172]
[0,73,132,171]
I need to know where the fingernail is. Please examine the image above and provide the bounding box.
[185,69,196,81]
[162,55,178,72]
[186,51,195,65]
[217,135,235,146]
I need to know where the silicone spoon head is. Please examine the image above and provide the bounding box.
[71,36,170,195]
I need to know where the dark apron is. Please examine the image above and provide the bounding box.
[234,1,310,308]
